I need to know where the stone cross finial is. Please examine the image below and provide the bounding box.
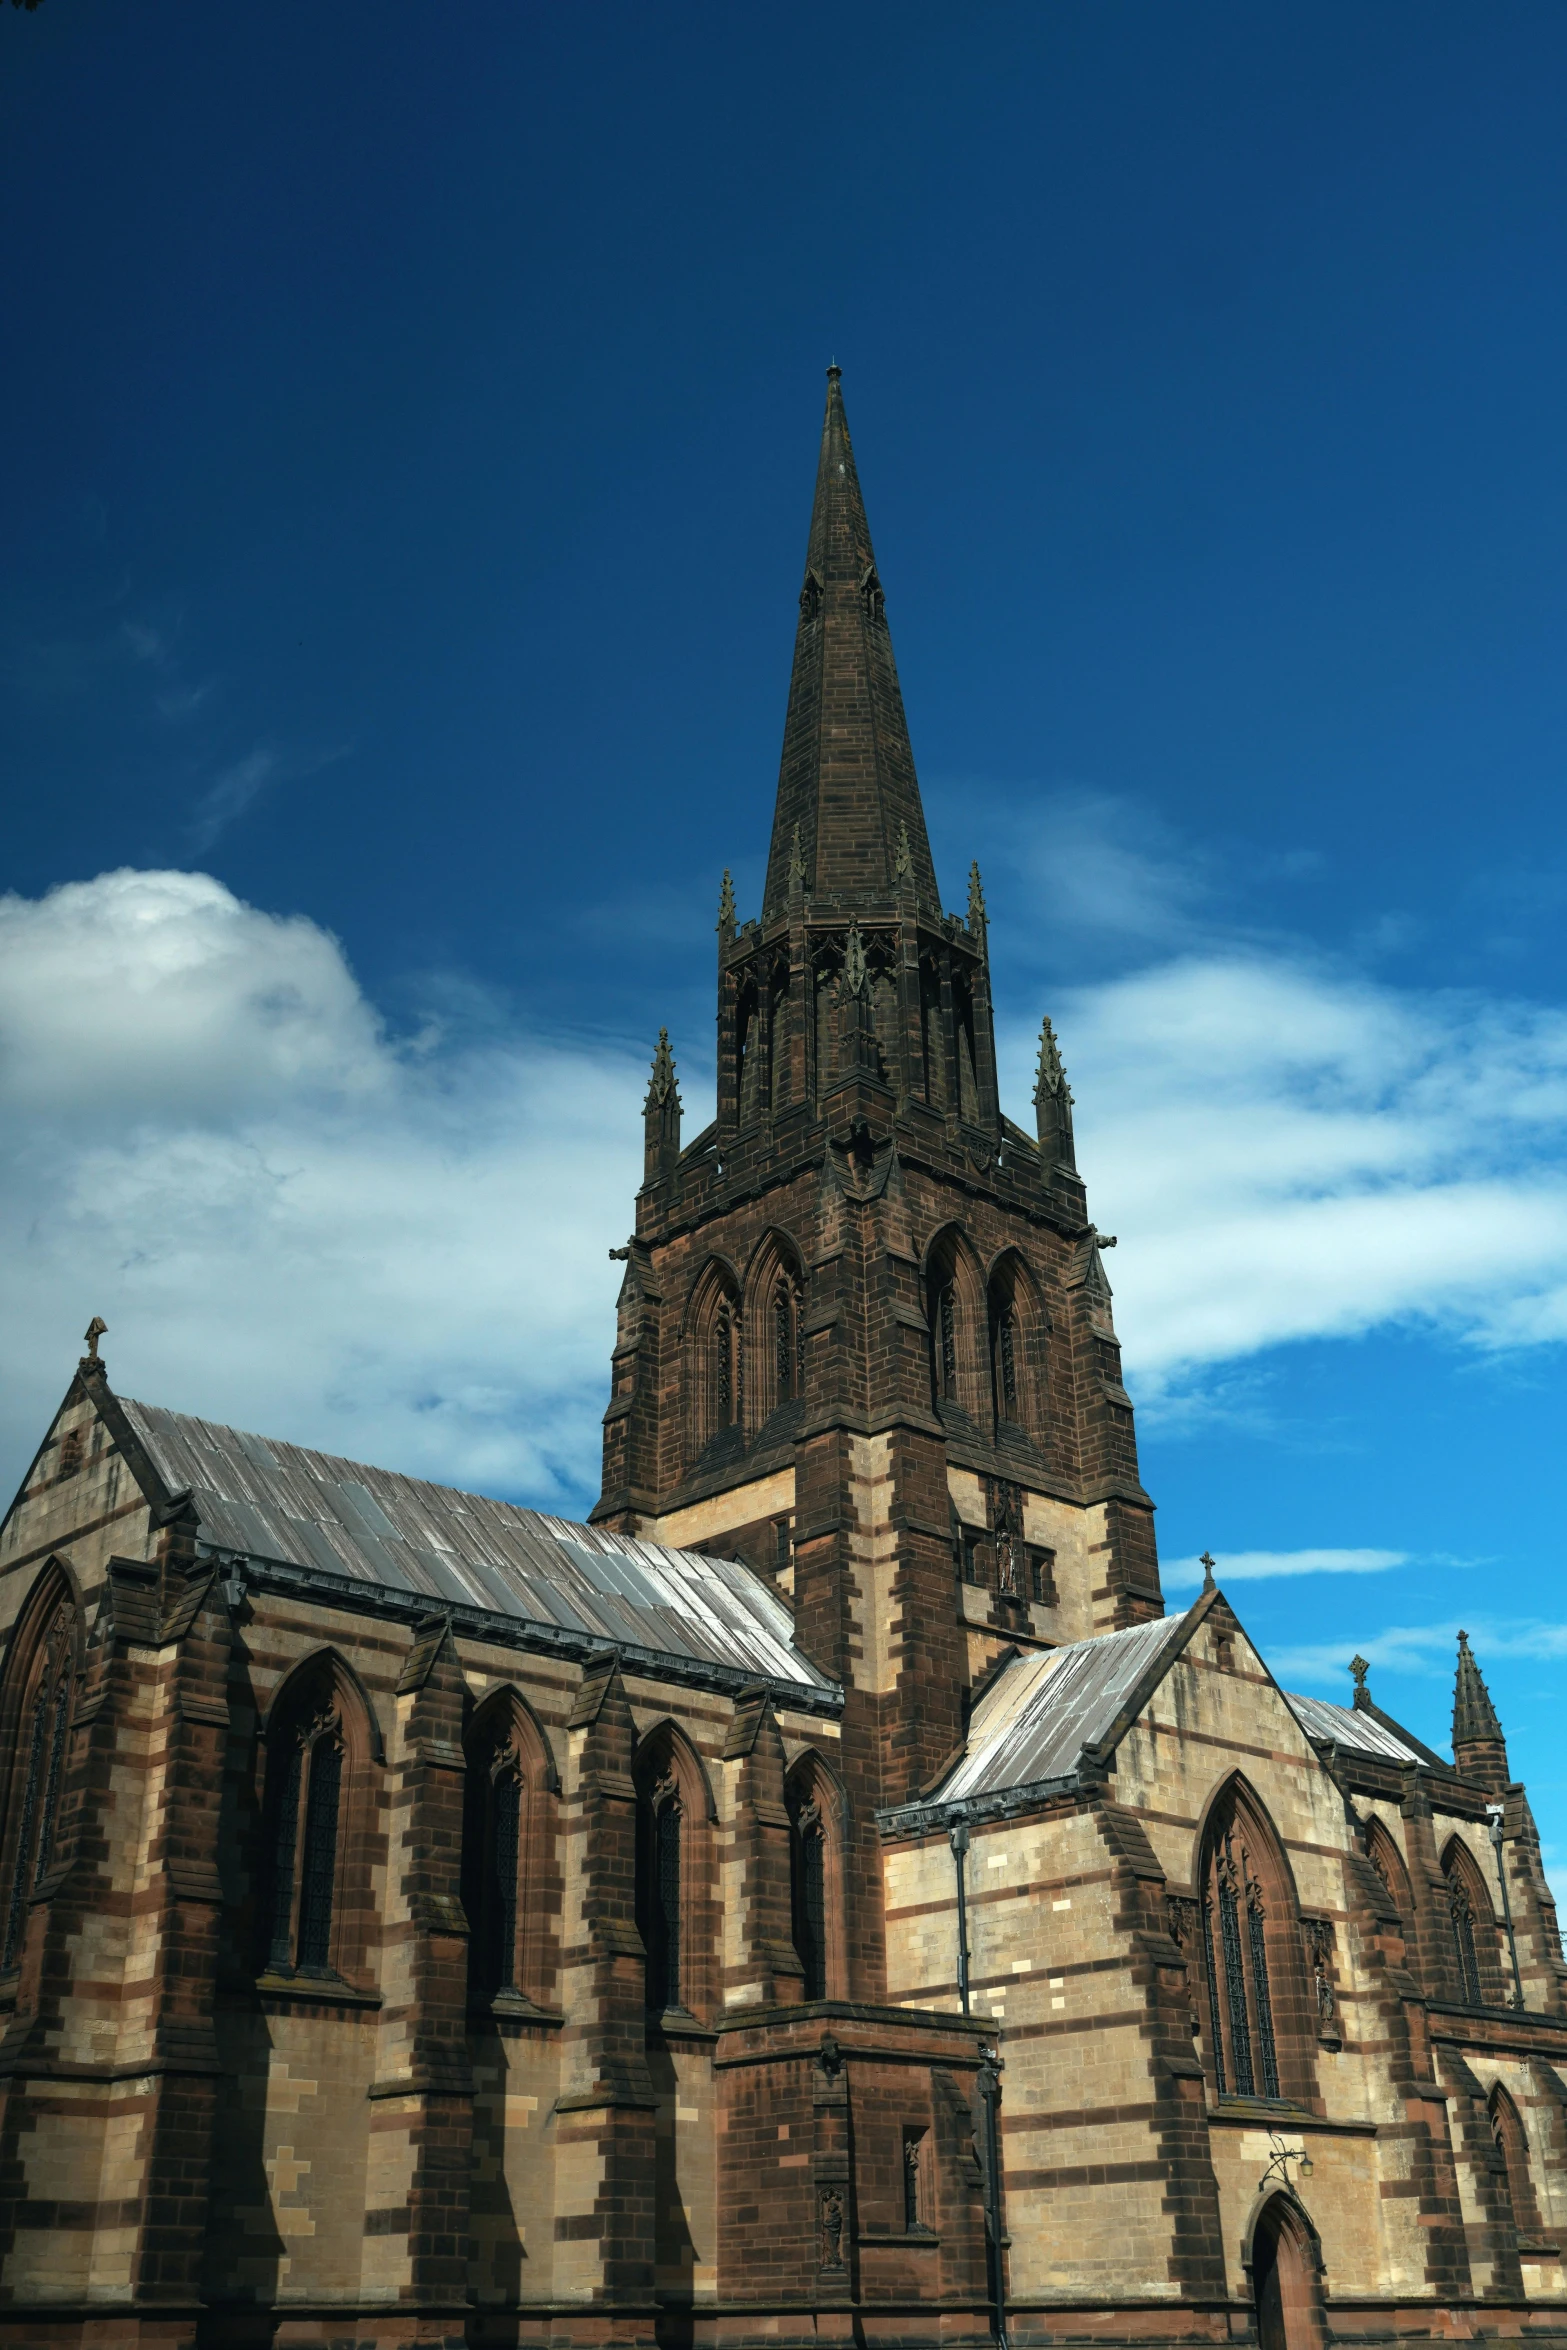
[1349,1655,1371,1710]
[81,1316,107,1370]
[1200,1552,1217,1593]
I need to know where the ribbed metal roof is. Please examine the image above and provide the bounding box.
[119,1399,831,1697]
[1283,1690,1429,1767]
[933,1608,1196,1803]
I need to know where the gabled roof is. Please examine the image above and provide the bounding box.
[1283,1689,1449,1772]
[117,1398,834,1704]
[921,1606,1199,1811]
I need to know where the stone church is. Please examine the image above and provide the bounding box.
[0,371,1564,2350]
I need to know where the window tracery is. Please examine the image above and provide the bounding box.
[1197,1789,1303,2104]
[1443,1840,1501,2007]
[0,1597,75,1973]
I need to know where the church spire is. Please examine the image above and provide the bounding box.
[761,366,940,923]
[1453,1630,1510,1795]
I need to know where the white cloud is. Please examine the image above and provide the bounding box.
[1164,1547,1409,1588]
[1269,1616,1567,1690]
[996,950,1567,1398]
[0,870,642,1509]
[7,855,1567,1527]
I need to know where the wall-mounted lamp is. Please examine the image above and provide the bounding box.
[1258,2132,1314,2194]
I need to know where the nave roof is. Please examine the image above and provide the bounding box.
[117,1396,835,1704]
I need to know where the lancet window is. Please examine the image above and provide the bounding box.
[813,953,841,1098]
[636,1726,713,2020]
[787,1752,843,2003]
[1443,1839,1501,2006]
[0,1586,77,1973]
[1489,2083,1542,2235]
[462,1692,557,2010]
[736,981,766,1126]
[715,1298,739,1429]
[926,1228,985,1420]
[919,959,947,1110]
[773,1271,804,1405]
[641,1767,683,2012]
[1196,1787,1303,2104]
[262,1674,344,1978]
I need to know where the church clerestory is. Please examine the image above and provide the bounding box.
[0,372,1564,2350]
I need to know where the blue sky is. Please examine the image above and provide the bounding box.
[5,6,1567,1863]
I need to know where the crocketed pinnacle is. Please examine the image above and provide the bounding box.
[1453,1630,1503,1748]
[645,1028,678,1108]
[1032,1016,1071,1109]
[761,366,940,923]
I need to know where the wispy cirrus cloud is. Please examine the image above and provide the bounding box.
[1269,1615,1567,1690]
[1164,1546,1411,1588]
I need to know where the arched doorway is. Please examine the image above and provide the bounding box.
[1250,2196,1320,2350]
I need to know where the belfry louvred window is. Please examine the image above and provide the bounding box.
[0,1593,76,1973]
[715,1295,741,1431]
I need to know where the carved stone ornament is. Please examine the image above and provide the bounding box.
[1302,1915,1337,2021]
[1166,1893,1200,1948]
[841,925,869,1000]
[817,2031,843,2078]
[299,1703,341,1752]
[892,823,913,882]
[651,1766,682,1816]
[820,2187,846,2269]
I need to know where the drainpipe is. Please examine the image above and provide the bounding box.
[976,2042,1009,2348]
[949,1818,972,2015]
[1488,1802,1525,2010]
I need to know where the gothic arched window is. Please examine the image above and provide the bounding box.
[813,952,841,1099]
[920,958,948,1110]
[0,1583,76,1974]
[1443,1838,1502,2007]
[1490,2082,1542,2236]
[1196,1784,1308,2105]
[793,1799,826,1999]
[689,1262,745,1460]
[262,1670,344,1979]
[642,1767,683,2012]
[636,1728,715,2023]
[736,981,765,1127]
[462,1691,558,2012]
[926,1228,985,1421]
[787,1752,844,2003]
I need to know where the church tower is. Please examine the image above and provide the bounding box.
[594,368,1159,1983]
